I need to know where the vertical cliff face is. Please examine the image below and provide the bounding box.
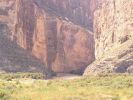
[94,0,133,59]
[84,0,133,75]
[52,20,94,73]
[34,0,98,31]
[0,0,16,37]
[12,0,95,74]
[0,0,49,76]
[14,0,36,50]
[1,0,132,75]
[33,18,95,73]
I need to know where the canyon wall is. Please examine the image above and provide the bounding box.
[1,0,132,75]
[0,0,51,77]
[3,0,94,74]
[94,0,133,59]
[84,0,133,75]
[34,0,98,31]
[0,0,16,37]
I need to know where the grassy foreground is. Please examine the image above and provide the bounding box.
[0,73,133,100]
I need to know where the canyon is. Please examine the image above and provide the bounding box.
[0,0,95,75]
[0,0,132,77]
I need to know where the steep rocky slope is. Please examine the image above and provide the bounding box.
[84,0,133,75]
[0,0,95,74]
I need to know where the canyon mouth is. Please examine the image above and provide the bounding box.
[0,0,132,79]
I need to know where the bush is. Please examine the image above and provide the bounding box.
[0,72,44,80]
[0,90,10,100]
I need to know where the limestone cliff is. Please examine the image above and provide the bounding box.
[84,0,133,75]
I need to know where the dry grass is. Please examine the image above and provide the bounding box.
[0,73,133,100]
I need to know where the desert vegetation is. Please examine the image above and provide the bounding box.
[0,73,133,100]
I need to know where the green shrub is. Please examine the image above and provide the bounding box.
[0,72,44,80]
[0,89,10,100]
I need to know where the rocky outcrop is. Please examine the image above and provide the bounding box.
[84,0,133,75]
[13,0,95,74]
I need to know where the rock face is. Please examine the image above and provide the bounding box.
[84,0,133,75]
[94,0,133,59]
[0,0,95,74]
[35,0,98,31]
[0,0,16,37]
[0,34,47,74]
[2,0,132,75]
[14,0,95,74]
[0,0,50,77]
